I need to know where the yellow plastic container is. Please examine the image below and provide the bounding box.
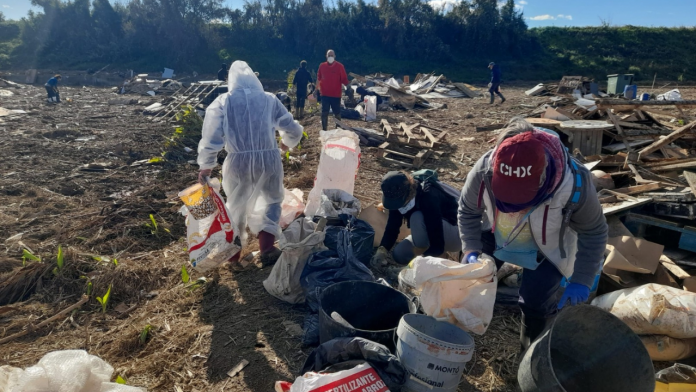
[178,183,217,220]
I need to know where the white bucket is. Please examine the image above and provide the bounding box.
[396,314,475,392]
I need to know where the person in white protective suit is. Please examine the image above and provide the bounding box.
[197,61,304,266]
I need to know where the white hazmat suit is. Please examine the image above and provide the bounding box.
[198,61,304,242]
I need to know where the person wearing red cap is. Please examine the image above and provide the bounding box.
[458,117,607,350]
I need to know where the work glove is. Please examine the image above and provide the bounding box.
[557,283,590,310]
[198,169,212,185]
[370,246,389,270]
[462,251,480,264]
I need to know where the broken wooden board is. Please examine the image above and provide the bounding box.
[685,171,696,198]
[602,197,653,215]
[227,359,249,378]
[638,120,696,160]
[452,83,482,98]
[603,140,653,153]
[525,118,562,127]
[378,142,431,168]
[597,99,696,108]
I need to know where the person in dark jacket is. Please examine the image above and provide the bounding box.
[370,171,462,269]
[458,117,607,350]
[217,64,227,81]
[488,62,505,104]
[45,74,61,103]
[292,60,313,119]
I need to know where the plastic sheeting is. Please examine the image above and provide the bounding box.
[592,283,696,339]
[280,188,305,230]
[399,255,497,335]
[316,189,362,218]
[197,61,304,239]
[0,350,144,392]
[302,338,408,391]
[324,214,375,266]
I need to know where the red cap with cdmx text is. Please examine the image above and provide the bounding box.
[491,132,546,205]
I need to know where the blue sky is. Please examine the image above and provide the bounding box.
[2,0,695,27]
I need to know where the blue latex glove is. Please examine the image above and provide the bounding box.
[558,283,590,309]
[464,252,480,264]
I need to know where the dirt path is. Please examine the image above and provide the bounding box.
[0,84,618,391]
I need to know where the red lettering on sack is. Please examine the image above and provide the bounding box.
[308,368,388,392]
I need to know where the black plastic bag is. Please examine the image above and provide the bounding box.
[302,337,408,391]
[301,226,374,313]
[303,314,321,346]
[656,363,696,385]
[324,214,375,266]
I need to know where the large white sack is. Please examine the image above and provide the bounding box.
[592,283,696,339]
[399,255,497,335]
[4,350,144,392]
[304,130,360,218]
[263,218,326,304]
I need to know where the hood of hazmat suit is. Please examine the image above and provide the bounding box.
[197,61,304,240]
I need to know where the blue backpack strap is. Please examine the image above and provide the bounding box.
[559,156,586,258]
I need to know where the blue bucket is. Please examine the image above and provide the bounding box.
[640,93,650,101]
[624,84,637,100]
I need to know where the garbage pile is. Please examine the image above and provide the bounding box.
[345,72,481,113]
[120,74,184,96]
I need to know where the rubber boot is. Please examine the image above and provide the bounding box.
[321,113,329,131]
[498,93,506,104]
[299,107,304,120]
[489,93,495,105]
[520,314,553,352]
[258,230,281,267]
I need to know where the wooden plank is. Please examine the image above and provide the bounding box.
[660,255,691,279]
[424,74,443,94]
[683,171,696,198]
[597,99,696,107]
[649,161,696,172]
[420,127,437,145]
[638,120,696,159]
[526,118,562,126]
[611,183,663,195]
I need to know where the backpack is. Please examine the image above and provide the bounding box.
[412,169,460,201]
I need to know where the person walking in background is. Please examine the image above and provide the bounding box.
[488,62,505,104]
[292,60,313,119]
[317,49,348,130]
[45,74,61,103]
[197,61,304,267]
[458,118,607,351]
[217,63,227,81]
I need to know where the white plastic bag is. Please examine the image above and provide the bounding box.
[179,179,241,272]
[365,96,377,121]
[2,350,144,392]
[640,335,696,361]
[304,130,361,218]
[657,89,682,101]
[399,255,497,335]
[280,188,305,230]
[591,283,696,338]
[315,189,361,218]
[263,218,326,304]
[290,363,387,392]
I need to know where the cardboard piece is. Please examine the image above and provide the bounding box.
[604,236,664,274]
[684,276,696,292]
[357,205,410,247]
[542,107,571,121]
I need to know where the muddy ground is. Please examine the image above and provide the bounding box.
[0,83,693,392]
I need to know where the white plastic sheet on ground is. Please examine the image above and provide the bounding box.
[263,217,326,304]
[0,350,145,392]
[592,283,696,339]
[657,89,683,101]
[399,255,497,335]
[304,130,361,218]
[280,188,305,230]
[364,96,377,121]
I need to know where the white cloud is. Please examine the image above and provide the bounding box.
[528,13,573,21]
[529,14,555,20]
[519,0,528,4]
[429,0,461,10]
[2,5,9,8]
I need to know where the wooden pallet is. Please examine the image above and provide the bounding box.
[377,142,431,168]
[380,119,447,148]
[154,84,218,122]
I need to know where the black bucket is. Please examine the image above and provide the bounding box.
[319,281,416,350]
[518,304,654,392]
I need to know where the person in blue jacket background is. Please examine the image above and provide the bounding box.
[45,75,61,103]
[488,62,505,105]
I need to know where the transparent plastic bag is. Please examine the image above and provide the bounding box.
[280,188,305,230]
[592,283,696,338]
[398,255,497,335]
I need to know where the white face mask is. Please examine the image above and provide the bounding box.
[327,57,335,64]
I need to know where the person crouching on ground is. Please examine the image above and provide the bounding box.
[197,61,304,266]
[45,74,62,103]
[370,171,462,271]
[458,117,607,350]
[317,49,348,130]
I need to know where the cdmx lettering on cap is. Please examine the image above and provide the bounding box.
[499,163,533,178]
